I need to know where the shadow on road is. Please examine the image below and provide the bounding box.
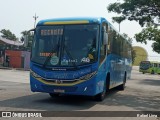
[99,87,160,111]
[0,80,159,111]
[139,79,160,86]
[0,87,119,111]
[0,93,95,111]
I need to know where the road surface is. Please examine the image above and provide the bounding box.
[0,67,159,120]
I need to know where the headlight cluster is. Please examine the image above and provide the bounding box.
[79,71,97,80]
[30,70,97,81]
[30,70,41,78]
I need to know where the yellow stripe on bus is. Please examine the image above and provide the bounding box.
[44,20,89,25]
[32,75,85,86]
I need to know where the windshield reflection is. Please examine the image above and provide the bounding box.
[31,24,99,67]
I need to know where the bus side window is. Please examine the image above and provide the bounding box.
[107,26,111,54]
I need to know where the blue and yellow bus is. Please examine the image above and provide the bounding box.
[30,17,132,101]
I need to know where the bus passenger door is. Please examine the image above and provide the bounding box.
[100,25,108,70]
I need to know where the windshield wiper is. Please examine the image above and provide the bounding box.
[42,48,56,68]
[42,42,60,68]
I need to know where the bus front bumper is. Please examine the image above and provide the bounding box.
[30,76,96,96]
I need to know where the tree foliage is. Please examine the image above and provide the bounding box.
[107,0,160,53]
[107,0,160,27]
[112,16,126,24]
[21,30,34,50]
[135,27,160,53]
[112,16,126,31]
[0,29,18,41]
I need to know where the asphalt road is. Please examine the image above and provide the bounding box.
[0,67,160,120]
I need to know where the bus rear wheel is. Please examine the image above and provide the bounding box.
[117,73,126,90]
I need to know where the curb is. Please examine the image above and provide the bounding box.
[0,67,29,71]
[0,67,12,70]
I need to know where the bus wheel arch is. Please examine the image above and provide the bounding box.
[106,72,110,92]
[94,72,110,101]
[117,72,126,90]
[124,72,127,83]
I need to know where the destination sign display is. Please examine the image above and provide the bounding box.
[41,29,63,36]
[39,52,56,57]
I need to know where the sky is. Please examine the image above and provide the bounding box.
[0,0,160,61]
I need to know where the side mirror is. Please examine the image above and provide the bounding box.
[24,28,35,47]
[103,32,108,45]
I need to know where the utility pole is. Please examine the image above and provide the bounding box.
[33,13,38,28]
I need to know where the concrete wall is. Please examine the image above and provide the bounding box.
[22,51,30,70]
[5,50,30,70]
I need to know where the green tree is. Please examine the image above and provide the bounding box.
[21,30,34,50]
[112,16,126,32]
[135,26,160,53]
[107,0,160,53]
[107,0,160,27]
[0,29,18,41]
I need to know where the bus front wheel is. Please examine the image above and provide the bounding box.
[94,74,110,101]
[94,88,106,101]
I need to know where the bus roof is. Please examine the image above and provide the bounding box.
[37,17,109,26]
[36,17,131,45]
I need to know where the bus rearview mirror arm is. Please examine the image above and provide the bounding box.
[28,28,35,33]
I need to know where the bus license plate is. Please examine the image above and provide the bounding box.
[54,89,65,93]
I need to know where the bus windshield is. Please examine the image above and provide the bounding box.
[31,24,99,67]
[140,61,151,70]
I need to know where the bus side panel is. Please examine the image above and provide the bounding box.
[106,54,126,89]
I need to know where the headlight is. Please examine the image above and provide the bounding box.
[30,70,41,78]
[79,71,97,80]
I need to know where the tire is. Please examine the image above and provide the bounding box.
[151,70,155,74]
[94,88,106,101]
[49,93,60,97]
